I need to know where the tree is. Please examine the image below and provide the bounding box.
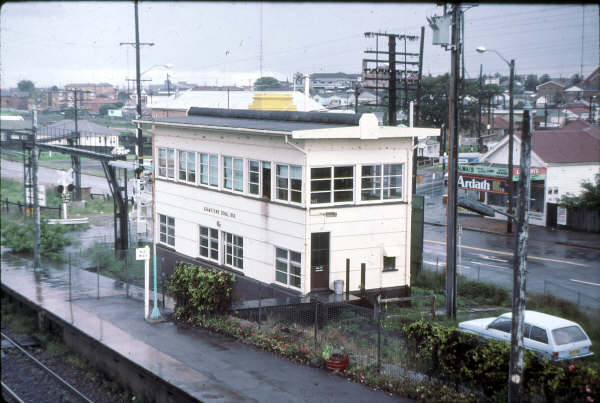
[254,76,281,91]
[17,80,35,94]
[539,74,551,84]
[569,74,583,86]
[560,173,600,210]
[117,91,130,101]
[524,74,539,92]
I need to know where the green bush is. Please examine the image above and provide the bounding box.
[168,263,234,319]
[402,319,598,401]
[1,219,72,260]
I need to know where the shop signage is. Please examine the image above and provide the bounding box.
[457,165,546,181]
[457,174,509,194]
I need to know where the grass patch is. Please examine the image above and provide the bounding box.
[46,340,70,357]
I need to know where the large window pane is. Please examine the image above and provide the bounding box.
[274,247,301,288]
[159,214,175,246]
[158,148,167,177]
[249,160,260,195]
[209,155,218,186]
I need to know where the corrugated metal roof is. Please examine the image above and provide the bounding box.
[38,120,117,136]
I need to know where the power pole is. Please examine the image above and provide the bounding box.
[32,108,41,270]
[71,90,82,201]
[167,73,171,96]
[445,4,461,320]
[120,1,154,179]
[389,35,397,126]
[478,64,483,151]
[507,59,515,233]
[508,109,532,403]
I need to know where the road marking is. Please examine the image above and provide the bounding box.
[424,239,589,267]
[475,262,507,269]
[477,253,509,263]
[570,279,600,287]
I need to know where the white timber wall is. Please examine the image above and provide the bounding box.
[154,127,309,293]
[305,137,413,292]
[546,164,600,198]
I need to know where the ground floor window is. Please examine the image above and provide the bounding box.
[531,180,545,212]
[199,225,218,261]
[275,247,301,288]
[383,256,396,272]
[159,214,175,246]
[224,232,243,269]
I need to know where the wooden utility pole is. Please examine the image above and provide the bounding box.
[507,59,515,233]
[32,108,41,269]
[508,109,532,403]
[388,35,397,126]
[446,4,461,319]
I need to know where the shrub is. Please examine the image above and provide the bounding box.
[1,219,72,260]
[402,319,599,401]
[168,262,234,319]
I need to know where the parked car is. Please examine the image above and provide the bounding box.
[458,311,593,361]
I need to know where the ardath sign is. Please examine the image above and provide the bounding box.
[457,174,509,194]
[458,164,546,181]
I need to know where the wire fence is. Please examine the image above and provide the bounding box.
[228,292,433,379]
[2,198,61,218]
[544,279,600,312]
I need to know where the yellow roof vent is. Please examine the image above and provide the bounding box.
[248,93,297,111]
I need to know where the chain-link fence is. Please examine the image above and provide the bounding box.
[544,279,600,312]
[229,294,430,379]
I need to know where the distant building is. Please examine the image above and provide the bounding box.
[477,119,600,227]
[64,83,117,99]
[536,81,566,104]
[37,119,120,151]
[303,72,361,93]
[0,90,30,111]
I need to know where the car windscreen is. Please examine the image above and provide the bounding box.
[551,326,587,345]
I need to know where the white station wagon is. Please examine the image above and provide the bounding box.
[458,311,593,361]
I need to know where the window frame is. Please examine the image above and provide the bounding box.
[157,147,176,179]
[199,152,219,187]
[223,156,244,192]
[383,256,397,272]
[360,163,404,203]
[276,163,303,204]
[275,247,302,289]
[248,159,261,196]
[199,225,219,262]
[159,214,175,247]
[310,165,355,205]
[223,231,243,270]
[178,150,196,184]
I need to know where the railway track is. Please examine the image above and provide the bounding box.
[1,331,94,403]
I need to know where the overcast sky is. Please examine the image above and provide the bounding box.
[1,2,598,89]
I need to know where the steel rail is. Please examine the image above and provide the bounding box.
[0,331,94,403]
[1,381,25,403]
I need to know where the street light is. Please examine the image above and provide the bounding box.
[476,46,515,233]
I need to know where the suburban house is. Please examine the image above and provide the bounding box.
[467,120,600,227]
[536,81,566,104]
[481,114,509,141]
[141,108,438,300]
[147,90,326,119]
[37,119,120,152]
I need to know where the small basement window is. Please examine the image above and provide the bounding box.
[383,256,397,272]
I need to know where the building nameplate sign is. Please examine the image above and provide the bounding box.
[203,207,237,219]
[457,174,509,194]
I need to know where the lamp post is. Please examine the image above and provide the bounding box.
[476,46,515,233]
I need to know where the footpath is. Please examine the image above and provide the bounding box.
[0,251,407,403]
[424,203,600,251]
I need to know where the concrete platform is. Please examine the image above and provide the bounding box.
[1,252,409,403]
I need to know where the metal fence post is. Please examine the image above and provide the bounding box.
[97,262,100,299]
[477,263,480,283]
[125,249,129,298]
[313,301,318,353]
[68,253,72,302]
[258,282,262,329]
[544,280,547,296]
[377,311,382,372]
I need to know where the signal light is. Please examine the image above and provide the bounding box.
[57,185,64,193]
[67,184,74,192]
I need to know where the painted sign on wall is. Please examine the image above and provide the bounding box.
[457,165,546,181]
[457,174,509,194]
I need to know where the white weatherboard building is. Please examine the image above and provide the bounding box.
[142,108,438,298]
